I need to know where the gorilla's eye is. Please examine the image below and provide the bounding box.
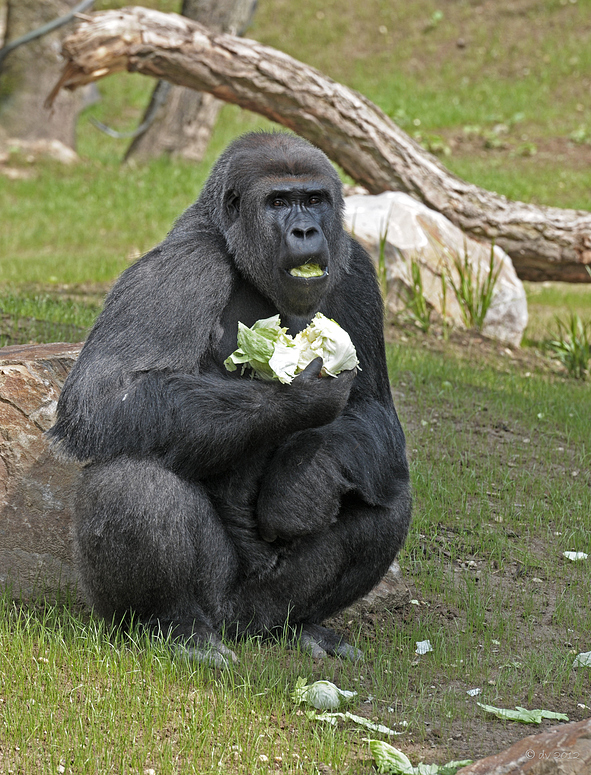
[308,195,322,206]
[272,198,287,208]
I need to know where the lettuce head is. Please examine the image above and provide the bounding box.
[224,313,359,383]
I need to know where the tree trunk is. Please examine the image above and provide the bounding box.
[124,0,257,163]
[0,0,91,148]
[50,7,591,282]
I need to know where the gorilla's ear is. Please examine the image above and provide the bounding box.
[225,191,240,222]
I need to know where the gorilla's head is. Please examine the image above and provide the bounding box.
[200,132,351,317]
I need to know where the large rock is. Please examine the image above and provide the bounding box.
[457,717,591,774]
[0,342,82,600]
[344,191,528,346]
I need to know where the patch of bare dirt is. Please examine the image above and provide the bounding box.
[385,318,558,377]
[324,322,590,765]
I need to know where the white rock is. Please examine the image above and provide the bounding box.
[344,191,528,346]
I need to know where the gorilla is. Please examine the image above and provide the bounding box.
[49,132,411,664]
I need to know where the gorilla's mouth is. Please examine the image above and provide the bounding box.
[287,263,328,279]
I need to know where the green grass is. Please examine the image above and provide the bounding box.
[525,282,591,344]
[0,290,102,346]
[1,341,590,770]
[445,157,591,213]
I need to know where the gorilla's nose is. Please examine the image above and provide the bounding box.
[292,225,319,240]
[286,224,325,259]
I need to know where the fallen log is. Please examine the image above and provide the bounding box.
[48,6,591,282]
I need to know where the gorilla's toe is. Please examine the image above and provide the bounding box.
[177,640,239,668]
[295,623,363,661]
[298,629,329,659]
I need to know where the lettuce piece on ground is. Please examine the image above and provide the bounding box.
[306,711,402,736]
[291,677,357,710]
[369,740,471,775]
[477,702,569,724]
[573,651,591,667]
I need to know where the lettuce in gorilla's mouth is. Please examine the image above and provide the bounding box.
[288,263,326,278]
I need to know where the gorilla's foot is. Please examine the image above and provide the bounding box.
[294,623,364,662]
[144,618,238,668]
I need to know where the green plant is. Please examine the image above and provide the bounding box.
[404,257,432,333]
[413,131,452,157]
[445,242,502,332]
[547,312,591,379]
[0,291,101,347]
[569,125,591,145]
[439,269,449,340]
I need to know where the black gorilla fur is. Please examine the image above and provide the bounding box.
[49,132,412,663]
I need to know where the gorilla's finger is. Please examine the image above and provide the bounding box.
[259,525,277,543]
[294,357,324,380]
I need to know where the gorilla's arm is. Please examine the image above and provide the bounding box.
[256,239,409,541]
[256,391,408,542]
[50,361,355,477]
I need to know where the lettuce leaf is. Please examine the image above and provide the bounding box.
[289,263,325,278]
[295,313,360,378]
[369,741,471,775]
[291,677,357,710]
[477,702,569,724]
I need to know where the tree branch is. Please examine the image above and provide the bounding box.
[49,6,591,282]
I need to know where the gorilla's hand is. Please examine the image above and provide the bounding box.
[288,357,356,430]
[256,426,350,543]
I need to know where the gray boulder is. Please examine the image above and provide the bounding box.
[0,342,82,600]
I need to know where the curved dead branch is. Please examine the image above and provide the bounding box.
[48,6,591,282]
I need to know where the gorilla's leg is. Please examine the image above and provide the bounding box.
[235,490,411,657]
[74,456,239,664]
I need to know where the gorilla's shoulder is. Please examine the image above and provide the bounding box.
[83,228,236,372]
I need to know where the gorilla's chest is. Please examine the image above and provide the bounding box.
[214,277,314,373]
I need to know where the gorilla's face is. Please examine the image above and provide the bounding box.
[262,180,332,315]
[216,134,350,318]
